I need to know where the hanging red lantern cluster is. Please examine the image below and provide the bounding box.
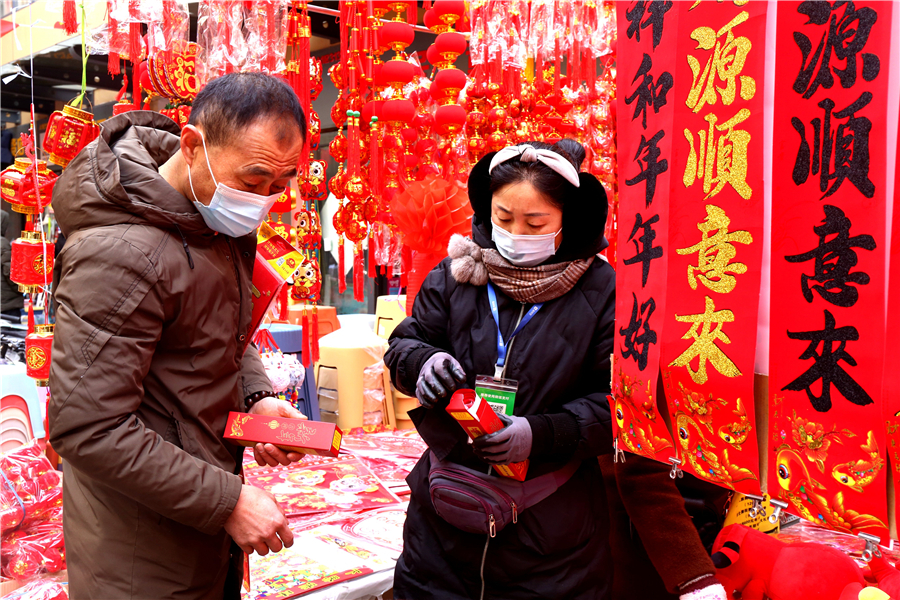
[10,232,54,295]
[0,158,57,215]
[25,324,54,387]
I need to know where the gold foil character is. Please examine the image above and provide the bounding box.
[670,296,741,384]
[683,108,752,200]
[677,204,753,293]
[686,11,755,112]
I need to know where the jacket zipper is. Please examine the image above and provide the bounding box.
[224,237,244,346]
[430,485,496,537]
[431,468,518,524]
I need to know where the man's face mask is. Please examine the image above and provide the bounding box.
[188,129,281,237]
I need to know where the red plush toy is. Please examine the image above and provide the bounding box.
[869,555,900,599]
[712,524,868,600]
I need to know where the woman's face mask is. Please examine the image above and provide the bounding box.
[187,129,284,238]
[490,182,563,267]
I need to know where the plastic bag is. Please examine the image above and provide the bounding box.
[0,578,67,600]
[1,521,66,581]
[0,442,62,534]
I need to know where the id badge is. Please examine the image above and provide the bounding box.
[475,375,518,416]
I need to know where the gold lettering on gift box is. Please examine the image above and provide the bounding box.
[275,421,315,445]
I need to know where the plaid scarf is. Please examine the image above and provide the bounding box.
[448,234,593,303]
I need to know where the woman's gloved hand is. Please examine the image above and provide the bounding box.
[472,413,533,465]
[416,352,467,409]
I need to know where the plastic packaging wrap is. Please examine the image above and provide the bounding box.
[1,521,65,581]
[362,362,385,426]
[0,442,62,534]
[0,579,67,600]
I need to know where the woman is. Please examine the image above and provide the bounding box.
[385,139,615,599]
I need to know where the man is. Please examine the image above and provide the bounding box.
[49,73,307,599]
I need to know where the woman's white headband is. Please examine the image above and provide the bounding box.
[487,144,581,188]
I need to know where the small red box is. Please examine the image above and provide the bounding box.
[224,412,343,457]
[445,389,528,481]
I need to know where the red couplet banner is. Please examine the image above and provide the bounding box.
[658,0,767,495]
[612,0,678,464]
[769,1,892,538]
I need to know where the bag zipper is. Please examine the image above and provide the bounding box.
[430,485,496,536]
[432,468,519,524]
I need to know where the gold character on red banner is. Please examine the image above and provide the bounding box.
[689,0,750,10]
[683,108,752,200]
[686,11,756,113]
[670,295,741,384]
[677,204,753,293]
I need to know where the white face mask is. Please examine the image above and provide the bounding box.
[491,219,561,267]
[188,130,282,237]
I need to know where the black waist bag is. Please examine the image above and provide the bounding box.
[428,452,579,537]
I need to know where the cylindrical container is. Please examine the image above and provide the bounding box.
[25,324,54,387]
[10,231,54,293]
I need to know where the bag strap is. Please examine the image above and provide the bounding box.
[517,459,580,508]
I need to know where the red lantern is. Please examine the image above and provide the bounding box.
[379,59,416,88]
[382,99,416,124]
[10,231,54,293]
[112,100,135,116]
[434,104,467,136]
[435,32,467,65]
[0,158,57,214]
[379,21,415,54]
[43,104,99,168]
[424,9,448,33]
[431,68,467,105]
[25,324,54,387]
[433,0,465,29]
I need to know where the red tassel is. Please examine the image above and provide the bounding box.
[63,0,78,35]
[27,298,35,335]
[353,244,365,302]
[338,238,347,294]
[424,0,431,9]
[400,244,411,289]
[310,306,320,363]
[108,53,120,76]
[368,230,377,278]
[279,286,289,320]
[301,309,311,367]
[132,60,141,109]
[129,22,141,65]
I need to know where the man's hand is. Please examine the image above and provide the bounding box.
[224,485,293,556]
[248,397,307,467]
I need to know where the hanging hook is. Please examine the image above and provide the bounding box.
[668,457,683,479]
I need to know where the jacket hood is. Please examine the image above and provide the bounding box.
[52,111,210,238]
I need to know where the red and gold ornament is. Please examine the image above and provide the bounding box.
[25,324,54,387]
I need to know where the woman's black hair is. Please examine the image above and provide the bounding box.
[488,139,586,210]
[467,138,610,262]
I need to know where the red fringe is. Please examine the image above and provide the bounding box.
[353,245,365,302]
[129,22,142,65]
[338,239,347,294]
[368,230,377,278]
[310,307,320,363]
[63,0,78,35]
[27,298,35,335]
[108,53,120,76]
[132,60,141,109]
[407,0,417,24]
[301,309,311,367]
[279,286,289,320]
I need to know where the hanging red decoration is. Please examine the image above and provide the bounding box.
[25,325,54,387]
[43,103,99,168]
[0,159,57,215]
[63,0,78,35]
[10,232,53,294]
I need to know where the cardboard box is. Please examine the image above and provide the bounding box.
[250,222,308,335]
[445,389,529,481]
[224,412,342,457]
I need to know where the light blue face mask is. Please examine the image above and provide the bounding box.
[188,130,281,237]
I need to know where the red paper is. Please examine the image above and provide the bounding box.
[768,1,892,538]
[658,1,767,494]
[612,0,679,465]
[245,455,401,517]
[885,101,900,528]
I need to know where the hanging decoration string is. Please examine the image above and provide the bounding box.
[73,1,89,109]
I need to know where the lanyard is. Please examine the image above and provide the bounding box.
[487,282,542,376]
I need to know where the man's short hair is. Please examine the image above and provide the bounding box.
[188,72,307,147]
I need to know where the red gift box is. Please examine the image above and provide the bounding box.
[224,412,342,457]
[250,222,308,335]
[445,389,528,481]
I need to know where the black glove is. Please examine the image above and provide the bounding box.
[416,352,467,409]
